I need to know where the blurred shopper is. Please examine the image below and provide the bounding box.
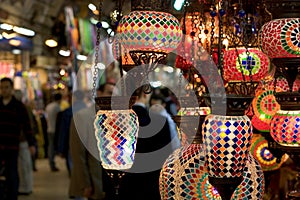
[57,90,87,176]
[45,92,62,172]
[149,93,181,152]
[119,86,173,200]
[14,90,37,195]
[69,83,115,200]
[160,87,178,116]
[0,77,35,200]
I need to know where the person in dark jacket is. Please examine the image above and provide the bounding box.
[0,77,35,200]
[119,86,173,200]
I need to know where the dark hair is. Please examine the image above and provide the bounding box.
[150,94,166,104]
[53,93,62,101]
[97,82,115,92]
[0,77,13,87]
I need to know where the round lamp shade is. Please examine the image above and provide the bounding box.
[250,134,288,171]
[117,11,182,53]
[270,110,300,147]
[223,48,270,82]
[94,109,139,170]
[203,114,252,178]
[252,89,280,129]
[159,144,221,200]
[259,18,300,58]
[231,153,265,200]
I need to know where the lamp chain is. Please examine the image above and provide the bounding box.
[92,1,104,98]
[210,9,215,56]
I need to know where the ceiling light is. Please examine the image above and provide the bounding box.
[45,39,58,47]
[174,0,185,11]
[0,23,13,31]
[88,3,96,11]
[2,32,17,39]
[59,49,71,57]
[76,54,87,61]
[13,26,35,37]
[9,39,21,46]
[12,49,21,54]
[101,21,109,28]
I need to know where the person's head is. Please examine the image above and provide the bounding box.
[150,94,166,107]
[53,93,62,102]
[133,85,152,105]
[0,77,14,99]
[97,82,115,97]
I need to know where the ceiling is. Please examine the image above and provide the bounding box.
[0,0,300,59]
[0,0,116,56]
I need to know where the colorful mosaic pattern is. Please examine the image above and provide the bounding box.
[251,115,270,132]
[94,109,139,170]
[231,153,265,199]
[203,114,252,178]
[159,144,221,200]
[223,48,269,81]
[117,11,182,53]
[270,110,300,147]
[252,89,280,126]
[250,134,288,171]
[260,18,300,58]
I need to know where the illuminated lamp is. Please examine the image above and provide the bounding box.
[223,48,270,82]
[250,134,288,171]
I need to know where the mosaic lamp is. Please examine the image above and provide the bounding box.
[117,10,182,69]
[94,97,139,171]
[250,134,288,171]
[270,110,300,147]
[223,48,270,82]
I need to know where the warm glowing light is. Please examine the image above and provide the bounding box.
[9,39,21,46]
[59,49,71,57]
[59,69,66,76]
[13,26,35,36]
[45,39,58,47]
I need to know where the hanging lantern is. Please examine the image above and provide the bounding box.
[117,10,182,53]
[251,89,280,131]
[231,153,265,200]
[159,144,221,200]
[250,134,288,171]
[270,110,300,147]
[223,48,270,82]
[202,114,252,178]
[94,97,139,170]
[259,18,300,58]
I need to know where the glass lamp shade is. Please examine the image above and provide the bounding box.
[270,110,300,147]
[259,18,300,58]
[250,134,288,171]
[223,48,270,82]
[251,115,270,133]
[231,153,265,200]
[117,10,182,53]
[159,144,221,200]
[202,114,252,178]
[94,109,139,170]
[251,89,280,131]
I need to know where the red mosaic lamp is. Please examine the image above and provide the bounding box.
[250,134,288,171]
[223,48,270,82]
